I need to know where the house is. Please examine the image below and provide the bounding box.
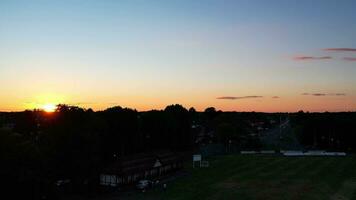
[100,151,183,187]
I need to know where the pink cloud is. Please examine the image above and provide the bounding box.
[343,57,356,61]
[323,48,356,52]
[293,56,332,61]
[217,96,263,100]
[302,93,346,96]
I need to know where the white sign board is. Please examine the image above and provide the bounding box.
[193,154,202,161]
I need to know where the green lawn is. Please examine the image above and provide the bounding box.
[130,155,356,200]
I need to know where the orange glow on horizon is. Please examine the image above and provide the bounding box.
[0,93,355,113]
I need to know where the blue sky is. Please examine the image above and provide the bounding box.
[0,0,355,112]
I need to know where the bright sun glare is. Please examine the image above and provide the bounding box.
[42,103,56,112]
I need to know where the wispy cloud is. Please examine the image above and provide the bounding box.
[323,48,356,52]
[343,57,356,61]
[217,96,263,100]
[302,93,346,96]
[70,102,95,105]
[71,102,120,105]
[293,56,332,61]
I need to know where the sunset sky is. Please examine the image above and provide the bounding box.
[0,0,356,112]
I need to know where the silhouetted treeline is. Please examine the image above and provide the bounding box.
[1,105,355,199]
[290,111,356,151]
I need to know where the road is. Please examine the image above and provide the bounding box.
[260,118,303,150]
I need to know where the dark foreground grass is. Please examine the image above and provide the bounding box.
[125,155,356,200]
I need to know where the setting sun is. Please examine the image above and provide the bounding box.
[42,103,57,112]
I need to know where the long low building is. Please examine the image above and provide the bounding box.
[100,151,183,187]
[282,150,346,157]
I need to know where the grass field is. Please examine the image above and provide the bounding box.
[126,155,356,200]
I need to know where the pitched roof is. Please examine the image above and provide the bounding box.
[102,151,182,175]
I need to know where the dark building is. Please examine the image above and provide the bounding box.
[100,151,183,187]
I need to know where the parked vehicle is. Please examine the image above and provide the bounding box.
[136,180,152,190]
